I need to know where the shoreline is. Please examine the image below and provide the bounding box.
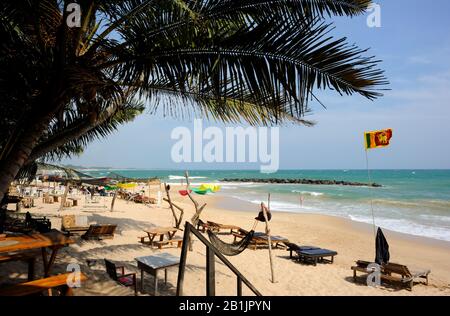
[212,193,450,249]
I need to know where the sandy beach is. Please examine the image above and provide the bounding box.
[2,187,450,296]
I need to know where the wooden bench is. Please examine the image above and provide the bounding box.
[0,272,87,296]
[152,237,183,249]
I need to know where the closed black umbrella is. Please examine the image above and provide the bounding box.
[375,227,390,265]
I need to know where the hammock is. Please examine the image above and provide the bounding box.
[207,229,254,256]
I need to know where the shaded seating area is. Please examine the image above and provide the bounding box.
[104,259,137,295]
[0,230,80,296]
[351,260,431,291]
[0,272,87,296]
[233,229,289,250]
[285,242,337,265]
[61,215,90,236]
[81,224,117,240]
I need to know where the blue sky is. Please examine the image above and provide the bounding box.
[61,0,450,170]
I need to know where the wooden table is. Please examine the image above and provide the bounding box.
[135,253,180,296]
[68,198,79,207]
[0,230,74,279]
[142,227,179,246]
[50,194,62,202]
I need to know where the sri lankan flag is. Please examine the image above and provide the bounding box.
[365,129,393,150]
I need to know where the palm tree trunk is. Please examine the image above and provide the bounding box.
[0,121,48,203]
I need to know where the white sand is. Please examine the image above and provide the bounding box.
[2,189,450,296]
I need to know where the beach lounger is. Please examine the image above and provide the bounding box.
[104,259,137,295]
[383,262,430,290]
[284,242,320,259]
[61,215,90,236]
[296,248,338,266]
[81,224,117,240]
[233,229,289,250]
[351,260,430,290]
[206,221,241,234]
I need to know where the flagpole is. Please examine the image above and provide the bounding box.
[365,149,377,239]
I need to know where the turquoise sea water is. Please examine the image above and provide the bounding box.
[85,169,450,242]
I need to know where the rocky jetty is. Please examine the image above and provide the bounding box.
[220,178,382,187]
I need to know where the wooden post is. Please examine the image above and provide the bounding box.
[164,183,184,228]
[237,277,242,296]
[110,190,117,212]
[206,247,216,296]
[176,222,191,296]
[58,181,70,213]
[184,171,207,251]
[263,193,276,283]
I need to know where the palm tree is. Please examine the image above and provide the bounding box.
[0,0,388,205]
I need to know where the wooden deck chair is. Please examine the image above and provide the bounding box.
[382,262,430,290]
[233,229,289,250]
[351,260,430,291]
[206,221,241,234]
[82,224,117,240]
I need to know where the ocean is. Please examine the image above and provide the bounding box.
[84,169,450,242]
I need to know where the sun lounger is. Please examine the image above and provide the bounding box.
[81,224,117,240]
[296,248,338,266]
[233,229,289,250]
[284,242,320,258]
[206,221,241,234]
[383,262,430,290]
[351,260,430,290]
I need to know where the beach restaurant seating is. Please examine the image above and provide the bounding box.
[351,260,431,291]
[233,228,289,250]
[61,215,90,236]
[0,272,87,296]
[104,259,137,295]
[81,224,117,240]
